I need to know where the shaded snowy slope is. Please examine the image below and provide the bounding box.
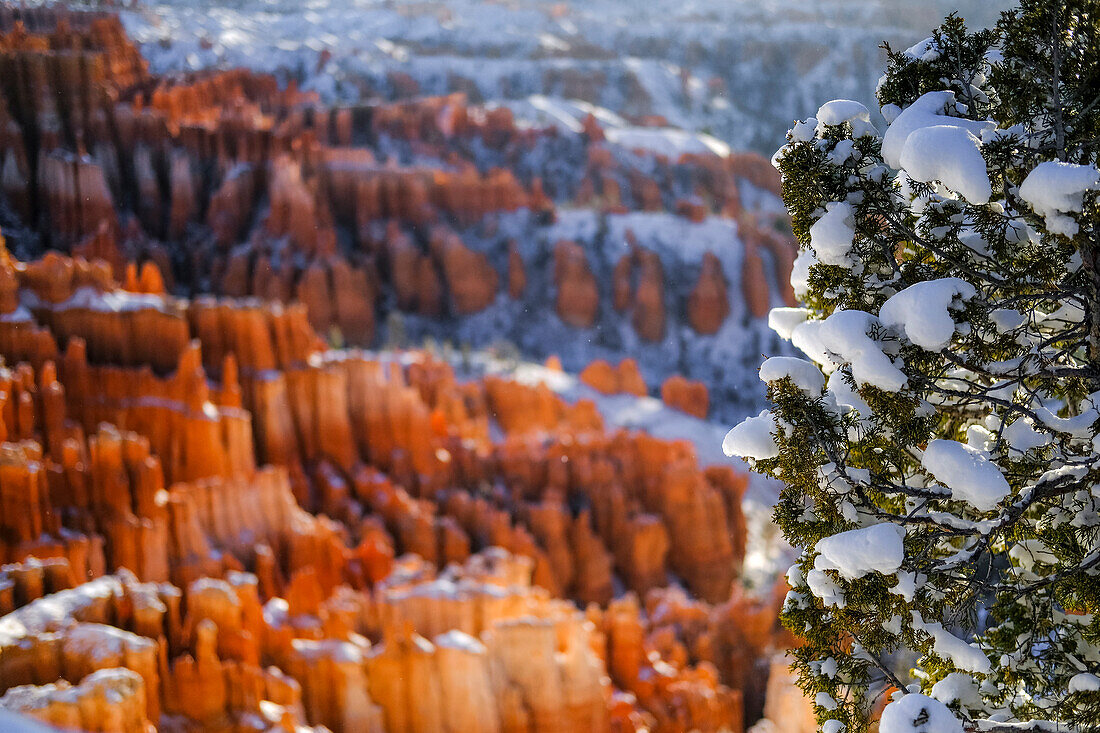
[120,0,1012,155]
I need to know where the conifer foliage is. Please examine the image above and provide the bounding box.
[725,2,1100,731]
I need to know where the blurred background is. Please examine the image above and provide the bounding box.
[124,0,1013,155]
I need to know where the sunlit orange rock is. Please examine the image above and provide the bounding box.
[688,252,730,335]
[741,241,770,319]
[553,240,598,329]
[434,228,499,315]
[631,249,666,342]
[661,374,709,419]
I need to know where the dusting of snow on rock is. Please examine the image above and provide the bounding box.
[759,356,824,393]
[879,693,963,733]
[434,630,487,653]
[810,201,858,266]
[879,278,976,350]
[119,0,1013,157]
[1018,160,1100,237]
[0,710,55,732]
[605,126,731,158]
[723,410,779,460]
[921,439,1010,512]
[814,523,904,580]
[0,575,124,644]
[899,125,991,203]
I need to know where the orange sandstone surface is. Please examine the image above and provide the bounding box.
[0,240,806,731]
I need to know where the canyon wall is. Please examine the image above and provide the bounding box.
[0,7,809,731]
[0,3,796,423]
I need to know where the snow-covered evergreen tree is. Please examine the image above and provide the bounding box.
[725,3,1100,731]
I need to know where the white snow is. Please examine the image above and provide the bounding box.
[605,126,731,159]
[791,118,818,142]
[882,92,993,168]
[890,570,917,601]
[911,611,992,674]
[817,100,870,126]
[879,278,976,351]
[989,308,1025,332]
[1002,418,1051,453]
[931,673,980,706]
[768,307,809,340]
[0,306,32,323]
[56,286,167,313]
[1069,673,1100,693]
[806,568,846,608]
[799,309,907,392]
[758,356,824,393]
[904,37,940,61]
[63,624,153,662]
[290,638,365,664]
[434,629,487,653]
[1018,161,1100,237]
[813,523,904,580]
[921,439,1011,512]
[882,91,995,205]
[899,125,991,204]
[826,370,871,419]
[1008,539,1058,571]
[809,201,857,266]
[789,248,819,299]
[723,410,780,460]
[0,710,55,732]
[879,693,963,733]
[0,575,125,644]
[816,99,878,138]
